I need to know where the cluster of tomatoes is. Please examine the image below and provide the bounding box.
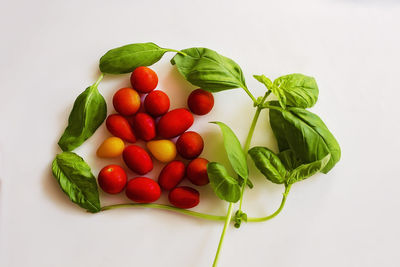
[96,66,214,209]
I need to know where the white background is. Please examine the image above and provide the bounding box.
[1,0,399,266]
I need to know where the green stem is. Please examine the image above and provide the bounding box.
[262,103,283,111]
[242,85,257,103]
[247,184,292,222]
[212,202,234,267]
[238,90,271,211]
[101,203,225,221]
[93,73,104,87]
[165,48,187,56]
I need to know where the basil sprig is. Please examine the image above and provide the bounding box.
[249,147,331,185]
[254,73,318,109]
[58,75,107,151]
[207,122,249,202]
[100,42,182,74]
[207,162,241,203]
[52,152,101,213]
[269,103,341,173]
[171,47,247,92]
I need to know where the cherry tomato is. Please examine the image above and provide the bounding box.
[144,90,170,117]
[176,131,204,159]
[187,89,214,115]
[133,113,156,141]
[126,177,161,203]
[157,108,194,138]
[113,88,141,116]
[106,114,136,143]
[186,158,209,186]
[169,186,199,209]
[123,145,153,174]
[158,160,185,190]
[97,137,125,158]
[130,66,158,93]
[98,165,127,194]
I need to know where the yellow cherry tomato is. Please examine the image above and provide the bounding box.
[97,137,125,158]
[146,139,177,163]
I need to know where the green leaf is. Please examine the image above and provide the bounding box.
[211,121,248,179]
[171,47,246,92]
[287,154,331,184]
[277,149,302,171]
[99,42,168,74]
[269,103,341,173]
[58,82,107,151]
[272,73,319,108]
[52,152,101,213]
[253,74,272,90]
[248,146,287,184]
[207,162,241,203]
[238,176,254,189]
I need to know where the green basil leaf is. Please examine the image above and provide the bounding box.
[207,162,241,203]
[269,102,341,173]
[272,73,319,108]
[58,83,107,151]
[248,146,288,184]
[171,47,246,92]
[287,154,331,184]
[277,149,302,171]
[211,121,248,179]
[253,74,272,90]
[238,176,254,189]
[52,152,101,213]
[99,42,168,74]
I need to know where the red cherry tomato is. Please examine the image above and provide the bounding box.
[98,165,127,194]
[158,160,186,190]
[130,66,158,93]
[113,88,141,116]
[187,89,214,115]
[157,108,194,138]
[126,177,161,203]
[187,158,209,186]
[176,131,204,159]
[144,90,170,117]
[106,114,136,143]
[133,113,156,141]
[169,186,199,209]
[123,145,153,174]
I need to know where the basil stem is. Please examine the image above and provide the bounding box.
[247,184,292,222]
[101,203,226,221]
[212,202,234,267]
[238,90,271,215]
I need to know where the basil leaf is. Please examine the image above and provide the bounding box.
[238,176,254,189]
[207,162,241,203]
[211,121,248,179]
[248,146,287,184]
[287,154,331,184]
[58,83,107,151]
[269,103,341,173]
[272,73,319,109]
[100,42,168,74]
[253,75,272,90]
[277,149,302,171]
[171,47,246,92]
[52,152,101,213]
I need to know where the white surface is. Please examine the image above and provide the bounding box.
[1,0,400,266]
